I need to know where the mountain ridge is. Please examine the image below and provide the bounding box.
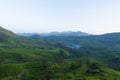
[0,26,120,79]
[17,31,92,37]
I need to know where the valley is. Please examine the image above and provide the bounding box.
[0,27,120,79]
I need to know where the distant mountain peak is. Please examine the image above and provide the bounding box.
[40,31,92,36]
[18,31,92,37]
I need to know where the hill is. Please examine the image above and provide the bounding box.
[0,26,18,37]
[29,32,120,70]
[0,27,65,49]
[0,27,120,79]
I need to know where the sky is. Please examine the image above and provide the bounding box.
[0,0,120,34]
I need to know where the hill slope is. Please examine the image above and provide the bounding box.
[0,27,120,79]
[29,32,120,70]
[0,27,64,49]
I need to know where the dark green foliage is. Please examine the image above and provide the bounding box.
[0,27,120,79]
[22,61,55,80]
[38,34,120,70]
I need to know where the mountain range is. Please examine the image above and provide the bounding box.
[17,31,91,37]
[27,30,120,70]
[0,26,120,79]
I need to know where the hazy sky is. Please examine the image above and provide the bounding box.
[0,0,120,34]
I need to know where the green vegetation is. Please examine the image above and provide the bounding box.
[0,27,120,80]
[1,57,120,80]
[39,34,120,70]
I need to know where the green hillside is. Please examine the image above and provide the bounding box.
[31,34,120,70]
[0,27,120,80]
